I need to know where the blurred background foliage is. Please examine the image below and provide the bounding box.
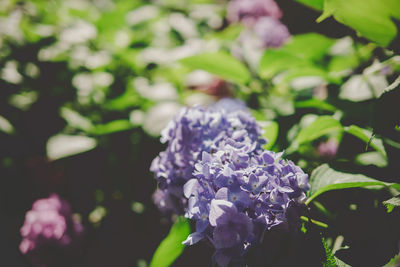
[0,0,399,266]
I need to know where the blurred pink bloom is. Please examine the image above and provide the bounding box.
[253,17,291,48]
[20,194,84,267]
[227,0,282,25]
[317,139,339,159]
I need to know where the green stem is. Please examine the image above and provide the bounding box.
[300,216,329,228]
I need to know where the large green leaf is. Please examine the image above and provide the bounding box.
[306,164,400,204]
[180,52,251,85]
[149,217,191,267]
[317,0,400,46]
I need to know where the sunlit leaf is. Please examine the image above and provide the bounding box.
[285,33,335,61]
[295,0,324,10]
[262,121,279,150]
[105,88,141,111]
[382,195,400,213]
[0,115,15,135]
[339,74,388,102]
[306,164,400,204]
[317,0,400,46]
[295,98,337,112]
[355,152,388,168]
[90,120,134,135]
[295,116,342,145]
[60,107,93,132]
[46,134,97,161]
[259,33,335,80]
[149,217,191,267]
[180,52,251,85]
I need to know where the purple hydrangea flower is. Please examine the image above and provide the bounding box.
[151,98,310,266]
[150,98,265,214]
[183,146,309,266]
[253,17,291,48]
[227,0,283,25]
[20,194,84,267]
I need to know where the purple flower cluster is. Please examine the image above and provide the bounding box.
[20,194,84,267]
[151,99,309,266]
[151,98,264,214]
[227,0,290,48]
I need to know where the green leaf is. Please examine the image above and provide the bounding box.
[322,237,337,267]
[295,98,337,112]
[295,116,343,146]
[90,120,134,135]
[383,195,400,213]
[318,0,400,46]
[295,0,324,10]
[306,164,400,204]
[259,33,335,79]
[60,107,93,132]
[105,88,141,111]
[259,49,304,79]
[262,121,279,150]
[180,52,251,85]
[149,217,191,267]
[355,152,388,168]
[285,33,335,61]
[345,125,387,157]
[46,135,97,161]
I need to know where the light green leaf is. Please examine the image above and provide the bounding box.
[294,99,337,112]
[382,195,400,213]
[149,217,191,267]
[90,120,134,135]
[318,0,400,46]
[0,115,15,135]
[262,121,279,150]
[46,134,97,161]
[259,49,304,79]
[295,116,343,145]
[60,107,93,132]
[259,33,335,79]
[345,125,387,157]
[105,88,141,111]
[285,33,335,61]
[180,52,251,85]
[355,152,388,168]
[306,164,400,204]
[295,0,324,10]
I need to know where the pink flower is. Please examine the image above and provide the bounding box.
[20,194,84,267]
[227,0,283,25]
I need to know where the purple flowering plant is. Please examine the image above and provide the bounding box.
[151,99,310,266]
